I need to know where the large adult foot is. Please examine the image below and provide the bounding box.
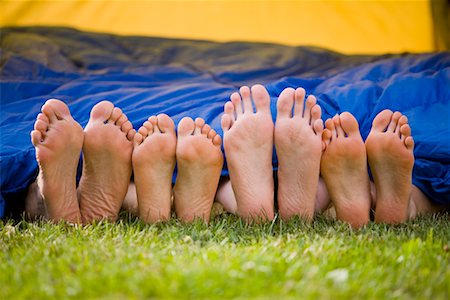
[321,112,371,228]
[365,110,414,224]
[132,114,176,223]
[173,117,223,223]
[30,99,83,223]
[275,87,323,221]
[222,85,274,222]
[78,101,135,223]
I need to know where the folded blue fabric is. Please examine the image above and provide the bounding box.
[1,27,449,217]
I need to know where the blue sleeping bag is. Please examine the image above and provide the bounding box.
[1,27,449,218]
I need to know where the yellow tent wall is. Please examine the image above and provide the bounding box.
[0,0,434,54]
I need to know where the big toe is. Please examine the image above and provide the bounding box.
[276,87,295,118]
[339,112,360,136]
[372,109,393,132]
[89,101,115,122]
[178,117,195,136]
[42,99,72,121]
[251,84,271,113]
[157,114,175,133]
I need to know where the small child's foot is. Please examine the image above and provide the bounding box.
[31,99,83,223]
[365,110,414,224]
[173,117,223,223]
[132,114,176,223]
[78,101,135,223]
[321,112,371,228]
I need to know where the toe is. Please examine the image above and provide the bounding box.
[313,119,324,136]
[148,116,159,133]
[400,124,412,142]
[293,87,306,117]
[34,119,48,132]
[115,113,128,127]
[37,113,49,123]
[127,129,136,141]
[134,132,144,146]
[325,118,336,138]
[31,130,43,146]
[240,86,253,114]
[371,109,393,132]
[276,87,294,119]
[396,115,408,137]
[231,92,243,118]
[405,136,414,151]
[322,128,332,150]
[221,114,232,132]
[333,115,345,138]
[89,101,114,122]
[213,134,222,147]
[251,84,271,113]
[339,112,360,137]
[157,114,175,134]
[143,121,154,134]
[110,107,123,124]
[387,111,402,132]
[310,104,322,126]
[303,95,317,123]
[138,126,149,138]
[201,124,211,135]
[42,99,72,122]
[121,120,133,135]
[178,117,195,136]
[207,128,217,139]
[194,117,205,135]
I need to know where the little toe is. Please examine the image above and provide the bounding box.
[293,87,306,117]
[213,134,222,146]
[127,129,136,141]
[405,136,414,151]
[276,87,295,119]
[322,128,332,149]
[134,132,144,146]
[251,84,271,113]
[303,95,317,123]
[178,117,195,136]
[231,92,243,118]
[371,109,393,132]
[89,101,115,122]
[339,112,360,137]
[157,114,175,134]
[31,130,43,146]
[333,115,345,138]
[325,118,336,138]
[207,128,217,140]
[240,86,253,114]
[387,111,402,132]
[221,114,232,132]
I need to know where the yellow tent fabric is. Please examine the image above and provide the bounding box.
[1,0,434,54]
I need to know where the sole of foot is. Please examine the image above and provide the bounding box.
[365,110,414,224]
[275,87,324,221]
[173,117,223,223]
[321,112,371,228]
[78,101,135,223]
[30,99,83,223]
[132,114,176,223]
[222,84,275,222]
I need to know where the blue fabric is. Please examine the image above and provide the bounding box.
[1,27,449,217]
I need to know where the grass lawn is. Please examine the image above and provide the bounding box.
[1,213,449,299]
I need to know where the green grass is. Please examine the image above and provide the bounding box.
[1,213,449,299]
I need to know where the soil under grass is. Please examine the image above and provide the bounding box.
[1,213,449,299]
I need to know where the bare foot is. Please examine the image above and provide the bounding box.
[30,99,83,223]
[275,87,323,221]
[321,112,371,228]
[78,101,135,223]
[215,178,237,214]
[365,110,415,224]
[132,114,176,223]
[173,117,223,223]
[222,85,275,222]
